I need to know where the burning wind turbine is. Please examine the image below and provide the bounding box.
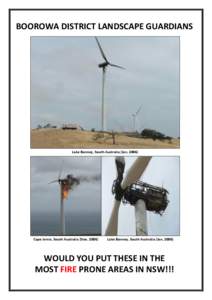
[49,163,100,235]
[106,157,169,236]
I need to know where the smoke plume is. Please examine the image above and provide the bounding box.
[77,174,101,183]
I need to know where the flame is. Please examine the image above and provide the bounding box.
[61,182,71,200]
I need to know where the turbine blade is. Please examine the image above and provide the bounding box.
[109,63,125,70]
[135,105,142,115]
[95,37,108,62]
[58,160,64,180]
[48,179,58,184]
[121,157,152,189]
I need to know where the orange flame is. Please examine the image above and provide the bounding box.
[61,183,71,200]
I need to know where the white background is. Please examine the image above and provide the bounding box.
[1,0,210,298]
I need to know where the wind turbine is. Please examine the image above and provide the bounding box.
[95,37,125,132]
[48,162,79,235]
[132,105,142,132]
[105,156,152,235]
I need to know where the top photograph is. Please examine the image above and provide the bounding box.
[30,36,180,149]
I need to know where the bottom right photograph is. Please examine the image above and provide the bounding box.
[102,156,180,236]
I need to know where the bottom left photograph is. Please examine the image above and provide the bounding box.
[30,156,101,236]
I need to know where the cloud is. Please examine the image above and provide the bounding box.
[31,36,180,136]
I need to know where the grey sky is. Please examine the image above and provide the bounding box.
[31,156,101,220]
[102,157,180,236]
[31,36,180,137]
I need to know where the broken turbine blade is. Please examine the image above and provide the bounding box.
[95,37,108,62]
[115,156,125,167]
[115,157,125,180]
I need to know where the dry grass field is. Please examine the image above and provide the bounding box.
[31,129,180,149]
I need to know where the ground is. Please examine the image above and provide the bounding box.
[31,129,180,149]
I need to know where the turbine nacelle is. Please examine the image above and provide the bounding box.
[48,172,80,187]
[98,61,109,68]
[59,174,80,186]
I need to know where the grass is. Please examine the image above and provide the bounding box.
[31,129,180,149]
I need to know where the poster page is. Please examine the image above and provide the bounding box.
[9,8,203,291]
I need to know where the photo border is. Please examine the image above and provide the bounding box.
[101,156,181,237]
[29,35,180,149]
[30,156,102,237]
[8,8,204,292]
